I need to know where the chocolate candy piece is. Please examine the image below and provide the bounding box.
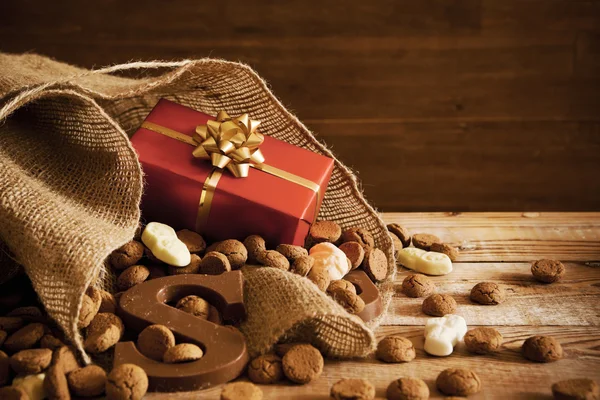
[344,270,383,323]
[115,272,248,392]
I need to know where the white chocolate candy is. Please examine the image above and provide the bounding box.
[309,242,351,281]
[13,373,46,400]
[423,314,467,356]
[397,247,453,275]
[141,222,191,267]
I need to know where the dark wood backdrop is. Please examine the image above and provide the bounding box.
[1,0,599,211]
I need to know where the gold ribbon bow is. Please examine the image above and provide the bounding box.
[192,111,265,178]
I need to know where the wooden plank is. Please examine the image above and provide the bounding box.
[384,262,600,326]
[147,326,600,399]
[383,212,600,261]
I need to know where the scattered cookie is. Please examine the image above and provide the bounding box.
[464,327,503,354]
[386,377,429,400]
[339,241,365,270]
[362,248,388,282]
[39,334,64,351]
[331,289,365,314]
[4,322,46,353]
[85,287,103,313]
[176,229,206,253]
[0,350,10,386]
[436,368,482,396]
[274,342,307,358]
[551,378,599,400]
[248,353,283,384]
[78,294,98,329]
[0,386,28,399]
[0,316,25,333]
[84,312,124,354]
[67,365,107,397]
[44,365,70,400]
[137,324,176,361]
[199,251,232,275]
[386,223,412,248]
[215,239,248,269]
[307,267,331,291]
[341,227,375,250]
[8,306,44,321]
[412,233,442,251]
[327,280,356,296]
[388,232,404,254]
[276,244,308,263]
[109,240,145,270]
[117,265,150,291]
[282,344,324,384]
[376,335,416,363]
[422,294,457,317]
[308,220,342,245]
[52,346,80,375]
[10,348,52,374]
[470,282,506,305]
[176,295,210,319]
[401,274,436,298]
[98,289,118,314]
[330,378,375,400]
[243,235,267,264]
[430,242,459,261]
[106,363,149,400]
[531,259,566,283]
[257,250,290,271]
[163,343,204,363]
[168,253,202,275]
[291,256,314,277]
[522,335,563,362]
[221,381,263,400]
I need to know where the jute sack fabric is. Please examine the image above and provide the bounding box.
[0,53,395,361]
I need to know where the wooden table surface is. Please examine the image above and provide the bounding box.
[152,212,600,399]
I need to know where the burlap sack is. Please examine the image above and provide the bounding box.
[0,53,395,361]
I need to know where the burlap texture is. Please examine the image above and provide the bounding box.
[0,53,395,361]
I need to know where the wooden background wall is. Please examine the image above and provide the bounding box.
[1,0,599,211]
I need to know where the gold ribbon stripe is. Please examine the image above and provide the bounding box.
[141,121,321,233]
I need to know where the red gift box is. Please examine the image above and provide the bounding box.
[131,99,334,246]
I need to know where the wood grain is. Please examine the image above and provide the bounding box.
[1,0,598,211]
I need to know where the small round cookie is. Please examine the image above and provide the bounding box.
[291,255,314,277]
[387,223,412,248]
[147,264,167,280]
[386,377,429,400]
[137,324,176,361]
[0,316,25,333]
[176,229,206,253]
[282,344,324,384]
[430,242,459,261]
[98,289,118,314]
[470,282,506,305]
[274,342,306,358]
[522,335,563,362]
[436,368,482,396]
[308,220,342,245]
[257,250,290,271]
[44,365,70,400]
[7,306,44,321]
[388,232,404,255]
[330,378,375,400]
[402,274,436,298]
[339,241,365,270]
[110,240,145,270]
[422,294,457,317]
[67,365,107,397]
[52,346,80,374]
[243,235,267,264]
[168,253,202,275]
[39,334,64,350]
[0,386,28,399]
[362,248,388,282]
[85,313,124,354]
[87,312,124,338]
[464,327,503,354]
[106,363,149,400]
[117,265,150,291]
[327,280,356,296]
[276,244,308,263]
[531,259,566,283]
[221,381,263,400]
[0,350,9,386]
[552,378,599,400]
[215,239,248,269]
[86,287,103,314]
[176,295,210,319]
[248,353,283,384]
[78,294,98,329]
[4,322,46,352]
[376,335,416,363]
[199,251,232,275]
[10,348,52,374]
[163,343,204,363]
[307,268,331,292]
[412,233,442,251]
[331,289,365,314]
[341,227,375,250]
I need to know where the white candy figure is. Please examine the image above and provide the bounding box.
[423,314,468,356]
[309,242,351,281]
[141,222,191,267]
[397,247,453,275]
[13,373,46,400]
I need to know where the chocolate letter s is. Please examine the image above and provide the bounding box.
[114,271,249,392]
